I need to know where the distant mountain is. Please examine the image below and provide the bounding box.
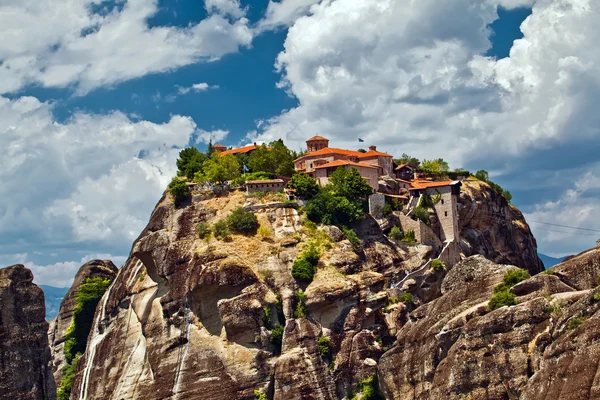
[538,253,567,270]
[39,285,69,320]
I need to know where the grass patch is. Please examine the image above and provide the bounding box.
[294,291,308,318]
[567,316,589,331]
[431,259,446,272]
[196,222,211,239]
[488,268,530,310]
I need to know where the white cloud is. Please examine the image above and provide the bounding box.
[205,0,247,19]
[196,129,230,145]
[176,82,219,95]
[525,170,600,257]
[258,0,322,31]
[0,95,197,251]
[0,0,253,95]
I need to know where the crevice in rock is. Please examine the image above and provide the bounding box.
[190,284,245,336]
[134,251,169,297]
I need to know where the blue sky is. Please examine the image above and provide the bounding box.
[1,0,599,287]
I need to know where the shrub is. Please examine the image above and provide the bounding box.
[353,374,384,400]
[196,222,211,239]
[503,269,531,287]
[291,258,315,282]
[257,225,272,240]
[254,390,268,400]
[382,203,393,217]
[318,335,331,358]
[431,259,446,272]
[567,316,589,330]
[594,292,600,302]
[227,207,259,235]
[263,306,273,330]
[213,219,231,240]
[57,353,82,400]
[305,191,364,227]
[270,324,284,354]
[401,230,417,244]
[168,177,190,206]
[411,206,430,224]
[548,299,566,317]
[488,290,516,310]
[398,293,413,304]
[294,291,308,318]
[389,226,404,240]
[275,296,285,325]
[342,227,361,249]
[287,172,320,198]
[303,220,318,233]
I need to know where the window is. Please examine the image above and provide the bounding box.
[445,211,448,217]
[441,199,444,205]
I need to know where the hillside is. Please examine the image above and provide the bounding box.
[538,253,567,269]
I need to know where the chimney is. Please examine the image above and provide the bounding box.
[254,142,257,146]
[369,145,377,152]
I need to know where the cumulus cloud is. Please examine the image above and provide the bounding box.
[205,0,247,19]
[0,95,196,255]
[0,0,253,95]
[176,82,220,95]
[196,129,230,144]
[250,0,600,254]
[258,0,322,31]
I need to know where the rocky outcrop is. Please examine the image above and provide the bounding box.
[0,265,55,400]
[458,180,544,274]
[48,259,118,386]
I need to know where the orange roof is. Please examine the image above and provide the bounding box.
[357,150,392,158]
[395,163,414,170]
[313,159,379,170]
[219,144,258,156]
[213,143,227,150]
[307,135,329,142]
[294,147,364,161]
[409,180,454,190]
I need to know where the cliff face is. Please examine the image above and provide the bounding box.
[68,187,595,400]
[458,180,544,275]
[0,265,56,400]
[48,260,118,386]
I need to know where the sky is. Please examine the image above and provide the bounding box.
[1,0,599,287]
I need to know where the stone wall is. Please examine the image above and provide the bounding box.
[397,214,442,250]
[368,194,385,219]
[427,186,459,243]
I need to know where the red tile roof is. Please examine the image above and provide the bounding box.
[307,135,329,142]
[394,163,414,170]
[220,144,258,156]
[409,180,454,190]
[357,150,392,158]
[294,147,364,161]
[313,159,379,170]
[213,143,227,150]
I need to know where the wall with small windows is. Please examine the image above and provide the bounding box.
[246,180,285,193]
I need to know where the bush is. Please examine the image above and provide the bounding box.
[342,227,361,249]
[196,222,211,239]
[401,230,417,244]
[305,191,364,227]
[411,206,430,224]
[227,207,259,235]
[382,203,393,217]
[294,291,308,318]
[567,316,589,330]
[262,306,273,329]
[431,259,446,272]
[503,269,531,287]
[257,225,272,240]
[291,258,315,282]
[398,293,413,304]
[488,290,517,310]
[270,324,284,354]
[213,219,231,240]
[168,177,190,206]
[287,172,320,198]
[353,374,384,400]
[254,390,268,400]
[57,353,82,400]
[389,226,404,240]
[318,335,331,358]
[594,292,600,302]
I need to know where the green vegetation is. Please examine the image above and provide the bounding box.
[474,169,513,203]
[270,324,284,354]
[318,335,332,358]
[275,295,285,326]
[401,230,417,244]
[263,306,273,330]
[419,158,449,178]
[257,225,272,240]
[389,226,404,240]
[541,269,555,275]
[292,243,320,283]
[232,171,276,186]
[328,166,374,200]
[59,277,112,400]
[594,292,600,302]
[294,291,308,318]
[352,374,384,400]
[195,222,211,239]
[341,227,361,249]
[382,203,393,218]
[548,298,567,317]
[254,390,268,400]
[567,316,589,330]
[488,268,530,310]
[411,206,430,225]
[431,259,446,272]
[168,177,190,206]
[287,172,320,198]
[176,147,207,180]
[394,153,420,168]
[399,293,413,304]
[199,153,241,184]
[213,219,231,241]
[247,139,295,177]
[227,207,259,235]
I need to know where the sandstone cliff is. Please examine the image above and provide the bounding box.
[68,187,588,400]
[458,180,544,274]
[48,260,118,386]
[0,265,56,400]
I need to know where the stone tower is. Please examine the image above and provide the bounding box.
[306,135,329,153]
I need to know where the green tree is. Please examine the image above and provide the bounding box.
[419,158,449,178]
[176,147,207,180]
[305,191,364,227]
[327,167,373,200]
[206,138,215,158]
[168,177,190,206]
[474,169,490,182]
[247,140,295,176]
[227,207,259,235]
[202,153,241,183]
[395,153,420,168]
[287,172,320,198]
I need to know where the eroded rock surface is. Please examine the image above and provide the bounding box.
[48,259,118,386]
[0,265,55,400]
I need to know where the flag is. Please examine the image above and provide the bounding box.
[243,164,249,172]
[358,138,364,142]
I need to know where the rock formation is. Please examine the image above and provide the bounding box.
[458,180,544,274]
[0,265,56,400]
[48,260,118,387]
